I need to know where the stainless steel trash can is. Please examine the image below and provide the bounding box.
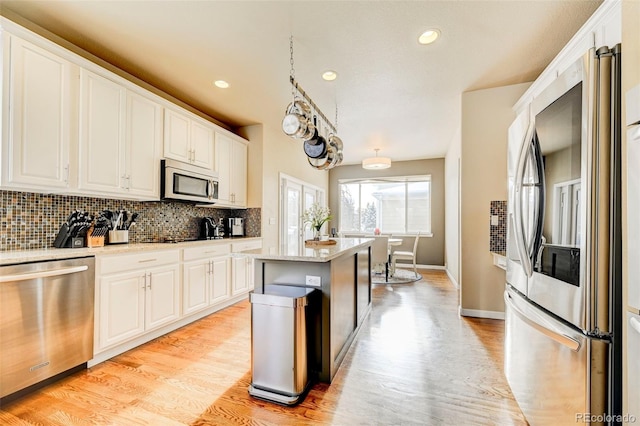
[248,285,317,405]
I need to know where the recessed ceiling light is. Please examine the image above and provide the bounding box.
[418,29,440,45]
[322,70,338,81]
[214,80,230,89]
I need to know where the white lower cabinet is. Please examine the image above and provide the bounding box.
[183,259,210,315]
[96,250,180,351]
[231,255,250,295]
[92,240,261,364]
[231,240,262,294]
[211,256,231,304]
[182,243,232,315]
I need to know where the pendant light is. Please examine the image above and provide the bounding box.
[362,149,391,170]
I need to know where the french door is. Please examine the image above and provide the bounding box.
[280,174,324,252]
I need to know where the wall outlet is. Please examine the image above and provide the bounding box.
[269,217,276,225]
[490,215,499,226]
[305,275,321,287]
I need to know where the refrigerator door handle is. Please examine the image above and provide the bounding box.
[630,317,640,335]
[504,290,581,351]
[514,124,535,277]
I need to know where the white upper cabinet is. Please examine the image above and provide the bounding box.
[215,132,247,208]
[1,34,76,190]
[1,18,240,199]
[215,132,231,203]
[78,69,125,192]
[78,69,161,200]
[190,119,215,170]
[231,140,247,207]
[164,107,215,171]
[125,92,162,198]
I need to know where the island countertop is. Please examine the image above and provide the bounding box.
[241,237,373,262]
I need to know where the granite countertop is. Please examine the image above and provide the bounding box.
[0,237,262,266]
[241,238,373,263]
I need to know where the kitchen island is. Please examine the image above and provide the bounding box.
[243,238,373,383]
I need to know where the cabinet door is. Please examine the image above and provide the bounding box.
[183,259,210,315]
[145,264,181,330]
[211,256,231,304]
[5,36,73,189]
[231,140,247,206]
[163,109,190,163]
[98,271,145,350]
[247,257,255,291]
[190,120,214,170]
[214,132,231,203]
[231,256,249,295]
[125,92,162,198]
[78,69,126,192]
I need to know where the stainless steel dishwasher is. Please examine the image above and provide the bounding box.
[1,256,95,399]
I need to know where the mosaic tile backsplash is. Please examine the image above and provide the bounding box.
[0,190,261,251]
[490,200,507,254]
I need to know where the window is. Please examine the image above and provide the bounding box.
[339,175,431,235]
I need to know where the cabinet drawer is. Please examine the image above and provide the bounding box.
[98,249,180,274]
[183,243,231,261]
[231,239,262,252]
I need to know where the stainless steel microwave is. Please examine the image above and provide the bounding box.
[161,159,219,204]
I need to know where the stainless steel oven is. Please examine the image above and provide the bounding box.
[161,159,219,204]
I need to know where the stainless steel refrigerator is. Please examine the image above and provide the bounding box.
[505,45,622,425]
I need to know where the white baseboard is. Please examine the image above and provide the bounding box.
[445,269,459,289]
[458,307,505,320]
[395,263,445,270]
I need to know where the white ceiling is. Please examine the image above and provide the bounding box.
[1,0,601,165]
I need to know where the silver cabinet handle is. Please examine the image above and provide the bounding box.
[147,272,152,290]
[138,258,157,263]
[504,290,581,351]
[141,274,147,289]
[0,265,88,283]
[64,164,70,185]
[630,317,640,335]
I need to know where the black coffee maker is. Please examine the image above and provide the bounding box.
[200,217,224,239]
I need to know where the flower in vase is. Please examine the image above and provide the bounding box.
[302,203,332,240]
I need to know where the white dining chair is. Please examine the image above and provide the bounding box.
[370,235,390,282]
[391,232,420,278]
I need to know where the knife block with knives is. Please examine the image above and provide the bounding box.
[53,210,94,248]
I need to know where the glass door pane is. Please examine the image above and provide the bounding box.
[283,182,302,252]
[303,188,317,241]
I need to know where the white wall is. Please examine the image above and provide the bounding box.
[257,123,329,253]
[444,127,461,287]
[459,82,530,318]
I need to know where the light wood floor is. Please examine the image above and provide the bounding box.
[0,270,527,425]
